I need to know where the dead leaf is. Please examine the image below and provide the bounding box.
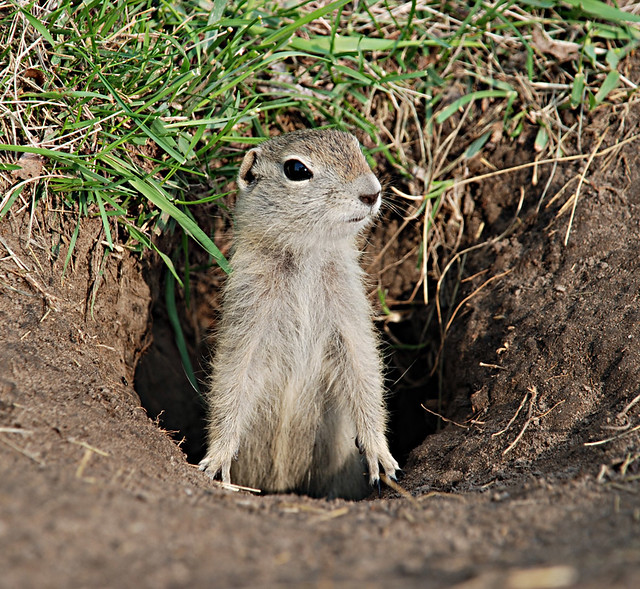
[11,152,44,180]
[471,385,489,413]
[531,27,580,62]
[23,68,46,87]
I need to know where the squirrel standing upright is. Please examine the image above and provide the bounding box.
[199,129,399,500]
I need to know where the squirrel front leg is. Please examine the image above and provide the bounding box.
[199,384,245,483]
[199,333,262,483]
[335,327,399,486]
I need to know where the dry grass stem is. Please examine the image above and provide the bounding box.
[75,448,96,481]
[563,129,609,246]
[452,132,640,193]
[0,434,45,466]
[67,437,110,457]
[585,423,640,447]
[310,507,350,523]
[620,453,640,477]
[380,474,420,507]
[503,386,539,455]
[617,392,640,422]
[212,480,262,494]
[417,490,465,501]
[492,390,530,438]
[0,427,33,435]
[534,399,565,420]
[445,268,512,335]
[434,186,525,346]
[421,404,471,429]
[479,362,507,370]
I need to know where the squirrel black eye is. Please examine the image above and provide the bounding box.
[283,159,313,181]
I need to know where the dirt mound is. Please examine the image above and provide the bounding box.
[1,108,640,587]
[407,109,640,495]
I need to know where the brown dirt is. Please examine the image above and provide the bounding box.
[2,106,640,588]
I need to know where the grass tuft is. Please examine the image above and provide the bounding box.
[2,0,639,373]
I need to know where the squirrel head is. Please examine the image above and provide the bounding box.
[235,129,381,246]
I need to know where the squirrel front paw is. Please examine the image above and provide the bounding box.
[198,452,233,483]
[367,451,400,485]
[359,440,399,486]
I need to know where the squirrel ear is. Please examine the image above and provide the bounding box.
[238,148,259,190]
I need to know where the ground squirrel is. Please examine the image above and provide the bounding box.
[199,129,399,500]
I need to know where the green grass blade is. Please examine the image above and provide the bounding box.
[287,35,430,55]
[210,0,227,25]
[571,72,586,108]
[166,271,200,395]
[464,131,492,160]
[126,224,183,286]
[95,71,187,165]
[18,7,56,46]
[258,0,351,47]
[436,90,515,124]
[61,212,81,282]
[94,191,114,249]
[563,0,640,23]
[534,126,549,152]
[594,70,621,105]
[103,154,230,273]
[0,184,25,218]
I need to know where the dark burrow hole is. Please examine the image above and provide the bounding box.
[135,266,442,483]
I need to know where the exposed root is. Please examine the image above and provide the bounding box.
[502,386,539,456]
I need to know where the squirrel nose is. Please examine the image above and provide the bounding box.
[359,190,380,206]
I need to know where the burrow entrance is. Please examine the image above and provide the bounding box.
[132,125,549,479]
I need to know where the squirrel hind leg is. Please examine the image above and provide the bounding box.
[304,435,371,500]
[317,452,371,501]
[300,405,373,500]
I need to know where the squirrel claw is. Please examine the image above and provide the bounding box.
[198,455,232,483]
[198,457,218,479]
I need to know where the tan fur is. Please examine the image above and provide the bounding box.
[199,129,399,500]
